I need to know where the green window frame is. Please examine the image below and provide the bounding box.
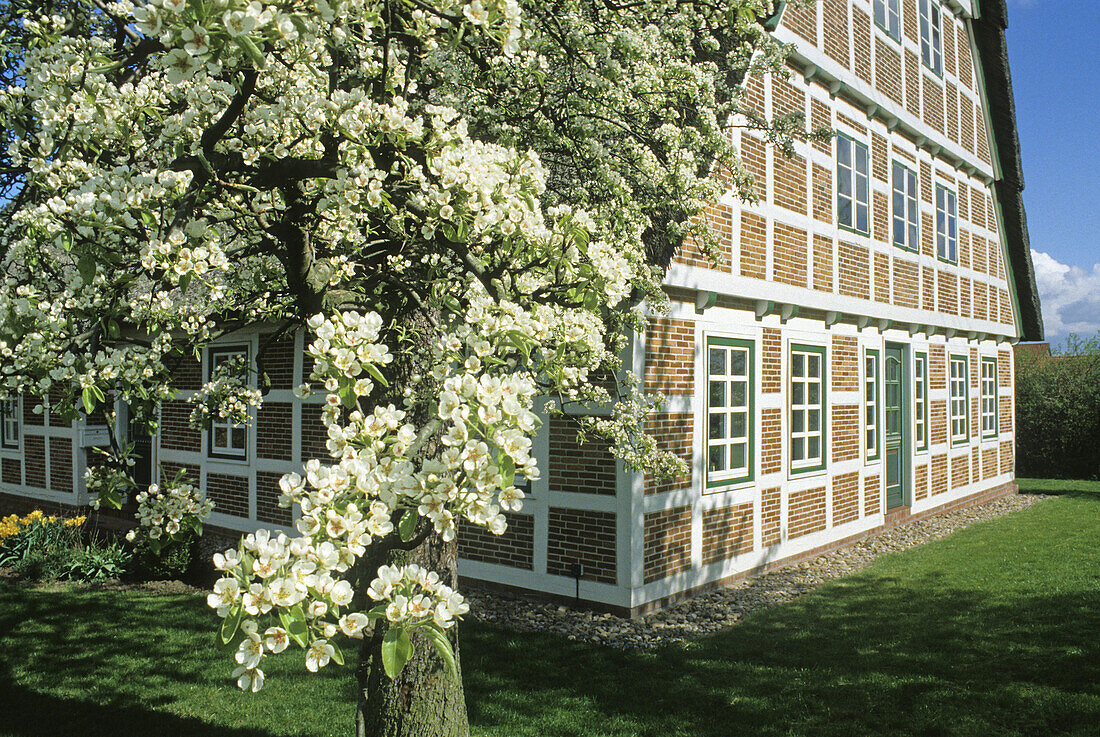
[706,337,754,488]
[981,357,998,439]
[892,161,919,252]
[0,397,18,450]
[919,0,943,76]
[790,344,827,474]
[914,352,929,452]
[865,349,881,461]
[874,0,901,42]
[949,354,969,445]
[837,134,870,235]
[936,183,957,263]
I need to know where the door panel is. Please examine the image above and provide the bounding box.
[884,345,907,509]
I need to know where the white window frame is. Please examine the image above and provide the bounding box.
[936,183,958,263]
[865,349,880,462]
[981,357,998,439]
[949,355,969,445]
[1,397,19,450]
[837,135,870,235]
[915,352,929,452]
[892,161,919,252]
[207,345,250,461]
[874,0,901,41]
[790,344,826,474]
[705,336,754,488]
[919,0,944,76]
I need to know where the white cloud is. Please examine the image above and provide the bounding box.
[1030,249,1100,342]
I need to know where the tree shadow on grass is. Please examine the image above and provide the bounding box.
[0,583,355,737]
[463,578,1100,737]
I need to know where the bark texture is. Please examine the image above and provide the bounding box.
[355,534,470,737]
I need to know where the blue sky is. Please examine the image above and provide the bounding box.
[1005,0,1100,344]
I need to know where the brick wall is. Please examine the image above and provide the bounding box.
[48,437,72,494]
[255,470,292,526]
[783,0,816,43]
[259,334,296,390]
[813,233,834,292]
[644,413,693,495]
[548,418,616,495]
[982,447,998,480]
[458,513,534,570]
[914,462,928,502]
[762,328,782,393]
[547,508,616,584]
[24,436,45,489]
[761,486,781,547]
[831,405,859,463]
[160,461,200,486]
[701,502,753,564]
[160,400,201,452]
[788,486,827,539]
[742,133,767,199]
[929,345,946,389]
[740,211,767,279]
[206,472,249,519]
[773,221,808,287]
[831,335,858,392]
[1000,439,1013,475]
[822,0,849,67]
[812,165,832,225]
[838,241,870,300]
[852,6,871,82]
[832,471,859,526]
[174,354,202,390]
[1,457,20,486]
[999,395,1013,434]
[645,317,694,395]
[23,398,43,426]
[875,42,902,106]
[761,408,782,475]
[865,473,882,515]
[643,505,692,583]
[931,453,948,496]
[931,399,947,446]
[951,453,969,489]
[300,405,329,462]
[257,402,294,461]
[893,258,919,309]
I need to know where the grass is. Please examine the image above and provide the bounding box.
[2,479,1098,737]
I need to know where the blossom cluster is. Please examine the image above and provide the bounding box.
[188,354,264,428]
[125,480,214,546]
[0,510,86,543]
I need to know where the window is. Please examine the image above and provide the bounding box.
[837,135,870,234]
[981,357,997,438]
[865,349,880,461]
[0,398,18,450]
[790,345,826,473]
[914,352,929,452]
[208,346,250,460]
[949,355,968,445]
[892,162,919,252]
[919,0,943,75]
[706,337,753,487]
[936,183,957,263]
[874,0,901,41]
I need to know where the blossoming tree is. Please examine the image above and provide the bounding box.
[0,0,819,734]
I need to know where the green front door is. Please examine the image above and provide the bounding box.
[884,345,907,509]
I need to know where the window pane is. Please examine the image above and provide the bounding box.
[708,445,725,472]
[214,426,227,448]
[808,436,820,459]
[730,350,747,377]
[808,355,820,377]
[710,381,725,407]
[809,409,820,432]
[793,382,805,405]
[709,348,725,376]
[793,354,805,377]
[792,437,805,461]
[809,382,820,404]
[709,413,726,440]
[838,138,851,167]
[792,410,805,433]
[730,444,746,470]
[730,382,746,408]
[731,413,747,439]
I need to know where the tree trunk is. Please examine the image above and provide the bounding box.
[354,533,470,737]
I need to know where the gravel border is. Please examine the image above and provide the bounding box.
[466,492,1050,650]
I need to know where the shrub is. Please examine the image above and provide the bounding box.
[62,540,132,582]
[130,535,194,580]
[1015,334,1100,480]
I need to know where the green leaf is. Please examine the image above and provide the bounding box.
[81,387,95,415]
[366,604,388,620]
[286,605,309,649]
[330,641,345,666]
[363,362,389,387]
[77,255,96,284]
[235,36,267,68]
[500,454,515,488]
[91,385,105,402]
[219,603,243,645]
[398,509,417,542]
[381,627,412,679]
[421,624,458,679]
[178,272,192,293]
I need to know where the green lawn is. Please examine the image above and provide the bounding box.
[2,479,1098,737]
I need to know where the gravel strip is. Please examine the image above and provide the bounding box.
[466,492,1050,650]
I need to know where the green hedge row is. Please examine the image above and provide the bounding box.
[1015,335,1100,480]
